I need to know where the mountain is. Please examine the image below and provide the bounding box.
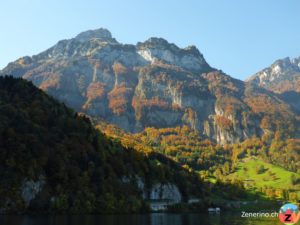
[1,28,298,144]
[247,57,300,93]
[0,76,205,213]
[247,57,300,114]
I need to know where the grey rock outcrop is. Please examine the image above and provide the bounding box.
[1,28,298,144]
[148,183,182,203]
[247,56,300,115]
[21,175,45,206]
[247,56,300,93]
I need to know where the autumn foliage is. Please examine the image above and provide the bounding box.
[108,84,130,115]
[215,115,233,130]
[86,82,106,100]
[112,62,128,75]
[0,76,205,213]
[244,94,291,117]
[132,96,170,119]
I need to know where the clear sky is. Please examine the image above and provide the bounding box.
[1,0,299,80]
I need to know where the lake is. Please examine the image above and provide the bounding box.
[0,213,282,225]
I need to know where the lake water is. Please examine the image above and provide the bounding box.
[0,213,282,225]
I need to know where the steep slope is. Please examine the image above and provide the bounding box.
[247,57,300,114]
[1,28,298,144]
[247,57,300,93]
[0,76,204,213]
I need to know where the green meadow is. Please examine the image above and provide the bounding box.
[228,157,300,199]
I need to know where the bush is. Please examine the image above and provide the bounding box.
[256,165,265,174]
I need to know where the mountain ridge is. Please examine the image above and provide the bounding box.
[247,56,300,114]
[247,56,300,93]
[1,28,299,144]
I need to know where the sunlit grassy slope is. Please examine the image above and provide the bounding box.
[228,157,299,195]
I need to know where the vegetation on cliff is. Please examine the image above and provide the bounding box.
[98,123,300,201]
[0,76,205,213]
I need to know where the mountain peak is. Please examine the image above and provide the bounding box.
[247,56,300,93]
[136,38,209,71]
[266,56,300,75]
[138,39,202,56]
[184,45,203,57]
[291,56,300,66]
[75,28,116,43]
[137,37,177,50]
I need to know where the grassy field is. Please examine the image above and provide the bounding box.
[227,157,300,197]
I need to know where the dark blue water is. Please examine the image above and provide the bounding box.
[0,213,282,225]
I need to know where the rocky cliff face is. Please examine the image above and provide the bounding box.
[21,175,46,207]
[1,28,298,144]
[148,183,182,202]
[247,57,300,93]
[124,176,183,202]
[247,57,300,114]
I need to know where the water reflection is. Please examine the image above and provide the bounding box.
[0,213,281,225]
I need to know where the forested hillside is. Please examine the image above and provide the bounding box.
[98,122,300,201]
[0,76,205,213]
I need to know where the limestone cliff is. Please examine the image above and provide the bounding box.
[1,28,298,144]
[247,56,300,115]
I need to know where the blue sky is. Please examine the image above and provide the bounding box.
[1,0,299,80]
